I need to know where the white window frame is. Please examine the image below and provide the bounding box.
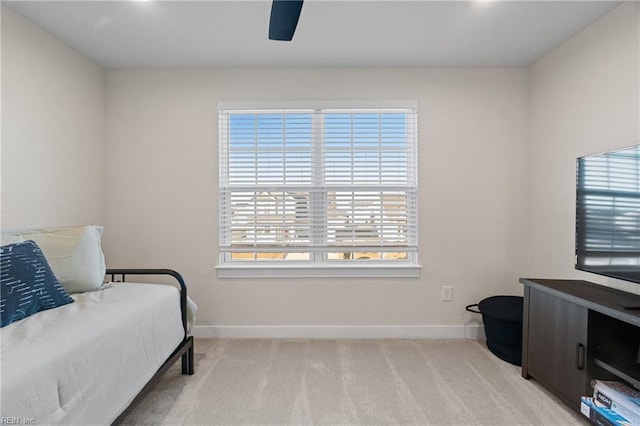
[216,101,421,278]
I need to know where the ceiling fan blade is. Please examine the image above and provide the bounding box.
[269,0,304,41]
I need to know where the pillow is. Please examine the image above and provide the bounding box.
[0,240,74,327]
[0,226,106,293]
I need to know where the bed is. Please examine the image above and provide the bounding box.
[0,227,195,425]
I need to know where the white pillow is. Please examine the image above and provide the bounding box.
[1,226,106,293]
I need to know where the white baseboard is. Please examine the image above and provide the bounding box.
[191,324,485,340]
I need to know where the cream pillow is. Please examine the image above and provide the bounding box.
[1,226,106,293]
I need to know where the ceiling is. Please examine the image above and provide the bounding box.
[4,0,621,69]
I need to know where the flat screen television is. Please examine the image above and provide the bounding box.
[575,144,640,284]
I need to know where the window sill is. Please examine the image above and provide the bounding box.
[215,263,422,279]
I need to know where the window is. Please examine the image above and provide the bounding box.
[218,102,419,277]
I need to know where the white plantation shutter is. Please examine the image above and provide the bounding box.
[219,105,418,263]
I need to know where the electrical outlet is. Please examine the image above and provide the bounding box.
[442,286,453,302]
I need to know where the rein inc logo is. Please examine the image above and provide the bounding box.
[1,418,35,425]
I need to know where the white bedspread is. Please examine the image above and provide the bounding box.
[0,283,185,425]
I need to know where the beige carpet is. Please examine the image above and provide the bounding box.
[117,338,586,426]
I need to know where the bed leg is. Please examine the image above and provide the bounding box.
[181,336,194,375]
[181,354,188,375]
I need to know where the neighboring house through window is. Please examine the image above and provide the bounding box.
[217,102,419,278]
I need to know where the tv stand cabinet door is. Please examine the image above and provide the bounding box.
[525,287,588,410]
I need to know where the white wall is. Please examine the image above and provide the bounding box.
[105,68,529,333]
[1,6,106,228]
[527,2,640,294]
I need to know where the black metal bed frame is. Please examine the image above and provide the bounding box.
[106,269,194,425]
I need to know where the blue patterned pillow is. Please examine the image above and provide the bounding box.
[1,240,74,327]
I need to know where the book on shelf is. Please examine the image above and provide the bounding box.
[593,380,640,425]
[581,396,632,426]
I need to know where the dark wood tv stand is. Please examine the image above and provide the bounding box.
[520,278,640,412]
